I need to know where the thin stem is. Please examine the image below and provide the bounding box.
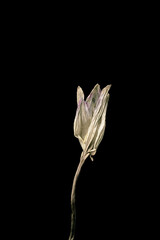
[68,152,89,240]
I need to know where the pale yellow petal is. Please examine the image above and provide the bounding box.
[93,94,110,149]
[77,86,84,105]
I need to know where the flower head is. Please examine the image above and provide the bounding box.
[74,83,111,161]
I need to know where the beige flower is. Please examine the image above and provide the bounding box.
[74,83,111,161]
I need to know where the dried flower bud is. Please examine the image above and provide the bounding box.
[74,83,111,161]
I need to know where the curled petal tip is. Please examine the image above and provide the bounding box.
[77,85,81,90]
[95,83,100,88]
[77,86,83,94]
[94,83,101,91]
[108,84,112,92]
[101,84,111,96]
[77,86,84,105]
[106,84,112,91]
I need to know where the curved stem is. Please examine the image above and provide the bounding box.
[68,152,89,240]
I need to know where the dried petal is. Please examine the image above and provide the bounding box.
[93,84,111,120]
[83,85,111,155]
[74,99,91,150]
[80,100,91,139]
[73,83,111,159]
[77,86,84,106]
[74,99,82,137]
[93,94,110,149]
[86,84,101,116]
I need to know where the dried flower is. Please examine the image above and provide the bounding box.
[74,83,111,161]
[69,83,111,240]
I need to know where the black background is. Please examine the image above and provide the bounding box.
[3,2,158,238]
[6,11,157,237]
[5,33,157,237]
[13,76,155,239]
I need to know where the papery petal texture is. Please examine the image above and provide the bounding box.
[74,100,91,150]
[79,100,91,140]
[86,84,101,116]
[74,83,111,159]
[93,94,110,149]
[77,86,84,106]
[84,85,111,153]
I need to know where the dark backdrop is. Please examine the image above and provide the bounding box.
[16,77,153,240]
[4,3,157,238]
